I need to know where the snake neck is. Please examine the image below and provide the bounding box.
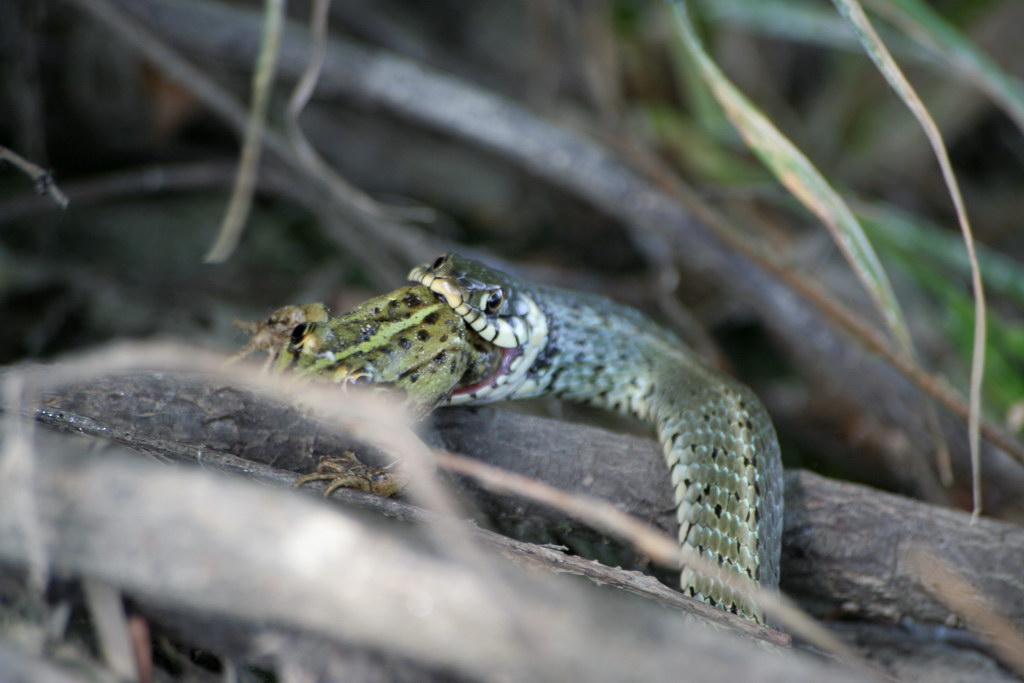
[488,283,703,416]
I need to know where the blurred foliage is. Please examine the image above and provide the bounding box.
[635,0,1023,431]
[861,205,1024,419]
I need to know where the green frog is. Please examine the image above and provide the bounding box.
[242,253,782,624]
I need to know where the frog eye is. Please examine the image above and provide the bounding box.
[432,254,447,270]
[290,323,308,345]
[483,290,504,315]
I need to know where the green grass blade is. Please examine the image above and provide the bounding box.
[666,0,916,358]
[695,0,1024,133]
[859,204,1024,307]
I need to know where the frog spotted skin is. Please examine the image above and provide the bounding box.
[271,285,502,416]
[254,254,782,624]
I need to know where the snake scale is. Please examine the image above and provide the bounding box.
[256,253,783,624]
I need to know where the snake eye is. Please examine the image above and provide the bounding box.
[483,290,504,315]
[432,255,447,270]
[290,323,308,345]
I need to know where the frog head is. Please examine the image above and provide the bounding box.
[275,285,500,415]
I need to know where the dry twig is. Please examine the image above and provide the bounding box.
[0,143,68,209]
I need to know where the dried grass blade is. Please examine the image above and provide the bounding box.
[205,0,285,263]
[832,0,986,516]
[866,0,1024,134]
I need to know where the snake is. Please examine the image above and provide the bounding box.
[259,253,783,624]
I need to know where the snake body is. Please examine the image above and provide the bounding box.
[410,255,783,623]
[276,253,783,623]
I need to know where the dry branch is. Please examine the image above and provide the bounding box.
[0,144,69,209]
[1,428,875,682]
[0,641,107,683]
[25,368,782,645]
[27,369,1024,631]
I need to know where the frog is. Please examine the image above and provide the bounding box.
[235,282,503,496]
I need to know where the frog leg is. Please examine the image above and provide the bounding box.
[293,451,409,498]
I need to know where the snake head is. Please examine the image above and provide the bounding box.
[408,253,533,349]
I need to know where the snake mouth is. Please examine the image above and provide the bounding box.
[451,346,522,398]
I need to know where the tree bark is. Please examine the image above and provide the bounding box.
[6,366,1021,679]
[27,369,1024,629]
[3,421,873,682]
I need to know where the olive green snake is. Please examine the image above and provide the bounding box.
[261,253,783,623]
